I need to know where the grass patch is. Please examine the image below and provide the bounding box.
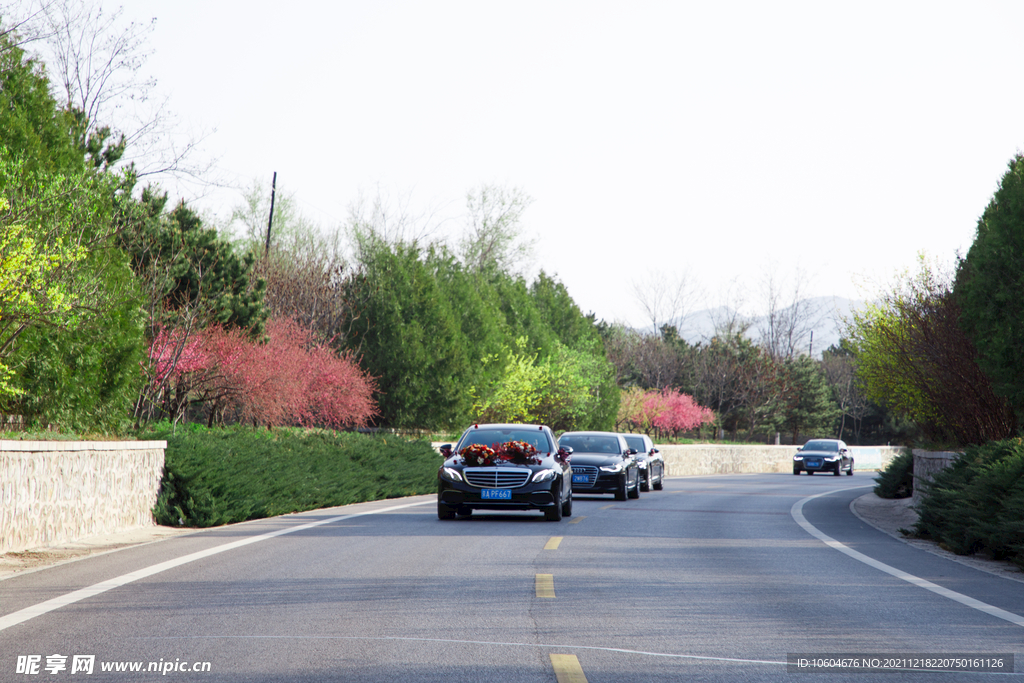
[141,424,439,528]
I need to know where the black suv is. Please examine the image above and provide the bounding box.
[438,423,573,521]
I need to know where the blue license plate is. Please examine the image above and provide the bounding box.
[481,489,512,500]
[572,474,589,483]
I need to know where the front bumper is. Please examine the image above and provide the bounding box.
[438,481,558,510]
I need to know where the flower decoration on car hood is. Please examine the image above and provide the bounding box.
[460,443,498,466]
[459,440,543,466]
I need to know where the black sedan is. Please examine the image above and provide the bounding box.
[622,433,665,491]
[437,423,573,521]
[793,438,854,476]
[559,431,640,501]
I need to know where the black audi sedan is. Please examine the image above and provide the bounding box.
[622,433,665,491]
[437,423,573,521]
[559,431,640,500]
[793,438,854,476]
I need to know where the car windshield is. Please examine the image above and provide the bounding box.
[559,435,621,454]
[803,440,838,452]
[623,436,645,451]
[458,429,553,452]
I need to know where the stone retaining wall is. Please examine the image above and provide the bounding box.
[911,449,960,500]
[658,444,906,477]
[0,440,166,554]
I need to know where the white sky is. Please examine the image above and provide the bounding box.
[122,0,1024,328]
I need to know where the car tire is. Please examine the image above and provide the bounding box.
[628,473,640,499]
[793,468,801,475]
[833,462,842,476]
[438,501,456,520]
[653,469,664,490]
[545,497,563,521]
[807,470,814,475]
[846,462,854,476]
[615,475,628,501]
[641,470,651,492]
[561,491,572,517]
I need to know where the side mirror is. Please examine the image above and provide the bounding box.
[651,448,659,455]
[440,444,453,458]
[628,448,638,455]
[556,446,572,462]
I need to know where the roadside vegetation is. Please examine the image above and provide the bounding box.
[146,423,438,527]
[1,0,1022,562]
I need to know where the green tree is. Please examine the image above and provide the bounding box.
[780,355,840,443]
[956,153,1024,422]
[342,239,467,428]
[849,255,1014,446]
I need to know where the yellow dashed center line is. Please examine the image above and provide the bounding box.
[549,654,588,682]
[568,516,585,524]
[535,573,555,598]
[544,536,563,550]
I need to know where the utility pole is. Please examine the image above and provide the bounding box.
[264,171,277,259]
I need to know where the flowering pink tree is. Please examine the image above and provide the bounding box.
[146,317,378,429]
[651,388,716,437]
[617,386,715,438]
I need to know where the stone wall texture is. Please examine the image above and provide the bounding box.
[911,449,960,500]
[658,444,906,477]
[0,440,166,554]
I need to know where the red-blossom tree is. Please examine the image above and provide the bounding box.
[651,388,716,437]
[147,317,377,429]
[617,386,715,438]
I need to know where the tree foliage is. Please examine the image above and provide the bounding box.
[848,255,1014,446]
[956,153,1024,424]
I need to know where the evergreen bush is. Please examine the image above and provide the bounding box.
[146,424,439,527]
[873,449,914,499]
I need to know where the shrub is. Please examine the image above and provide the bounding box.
[873,450,914,499]
[147,424,438,527]
[913,439,1024,569]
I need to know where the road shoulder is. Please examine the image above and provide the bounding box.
[852,492,1024,584]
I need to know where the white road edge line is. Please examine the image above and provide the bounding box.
[792,487,1024,628]
[0,500,431,633]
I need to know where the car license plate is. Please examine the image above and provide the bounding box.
[481,489,511,500]
[572,474,589,483]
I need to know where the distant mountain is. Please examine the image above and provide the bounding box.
[671,296,866,357]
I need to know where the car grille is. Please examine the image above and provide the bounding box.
[571,465,598,487]
[463,468,531,489]
[804,458,823,468]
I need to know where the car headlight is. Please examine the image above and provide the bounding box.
[825,456,839,462]
[793,455,803,460]
[600,463,624,473]
[440,467,464,483]
[532,469,557,483]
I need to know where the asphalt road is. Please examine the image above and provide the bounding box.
[1,474,1021,682]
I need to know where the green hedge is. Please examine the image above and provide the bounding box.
[145,424,439,527]
[913,438,1024,569]
[873,449,914,499]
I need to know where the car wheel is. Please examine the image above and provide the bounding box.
[833,462,842,476]
[615,475,628,501]
[545,497,563,521]
[641,470,651,492]
[438,501,456,520]
[846,461,854,476]
[793,468,801,475]
[628,473,640,499]
[807,470,814,475]
[561,491,572,517]
[653,470,664,490]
